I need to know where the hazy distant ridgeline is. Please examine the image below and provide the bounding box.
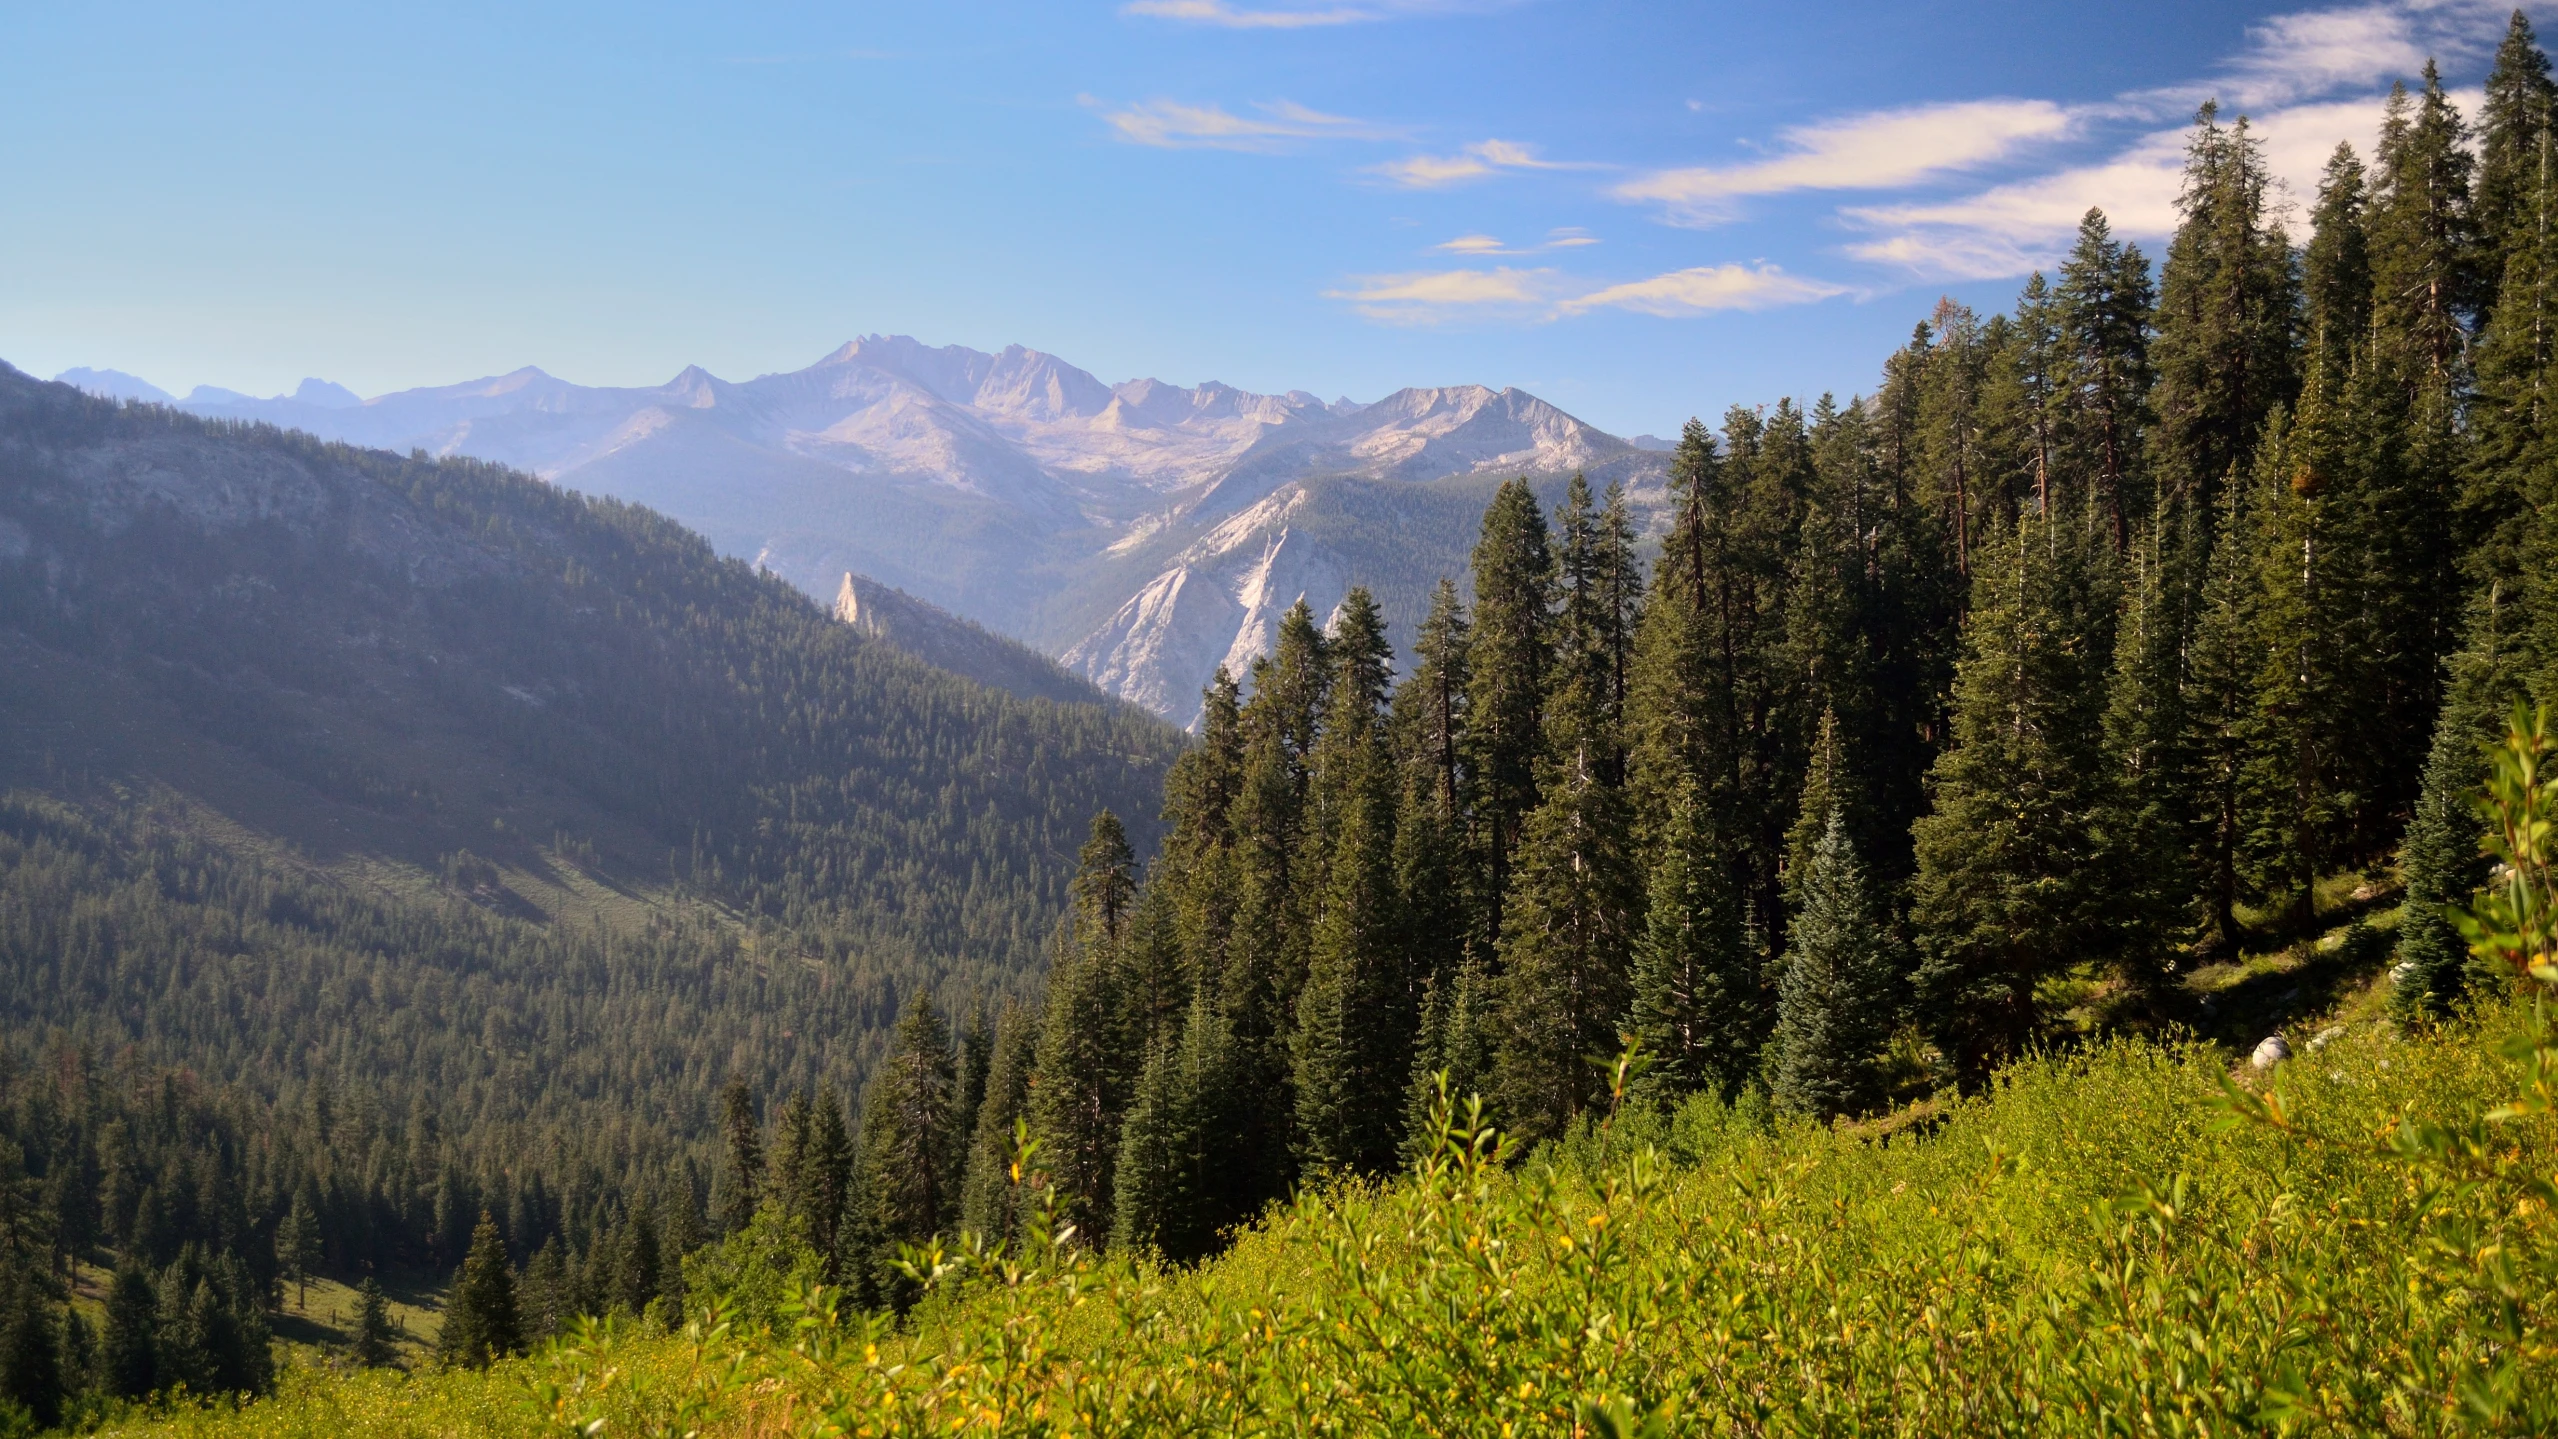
[59,341,1673,724]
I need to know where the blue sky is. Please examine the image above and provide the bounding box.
[0,0,2537,438]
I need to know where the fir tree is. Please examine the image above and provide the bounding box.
[1112,985,1238,1261]
[1029,812,1141,1242]
[1628,776,1753,1103]
[2149,102,2301,506]
[1551,474,1644,766]
[1809,392,1959,892]
[1293,589,1409,1175]
[1391,579,1475,1000]
[2184,481,2264,948]
[101,1261,155,1397]
[1628,419,1723,844]
[1119,881,1190,1061]
[2396,700,2499,1016]
[1920,299,1993,575]
[2056,208,2157,546]
[1401,954,1500,1162]
[152,1247,270,1397]
[2304,144,2372,384]
[1911,508,2120,1086]
[1465,478,1555,916]
[351,1278,399,1368]
[0,1266,63,1430]
[958,1002,1038,1243]
[1771,810,1898,1122]
[658,1179,699,1318]
[519,1237,570,1343]
[768,1091,814,1229]
[276,1188,320,1311]
[2364,66,2477,800]
[2478,10,2558,306]
[58,1305,95,1400]
[2372,65,2482,385]
[712,1077,763,1236]
[952,999,993,1161]
[1212,692,1312,1212]
[611,1195,660,1319]
[850,992,960,1302]
[1158,668,1246,996]
[2099,509,2203,983]
[1110,1037,1188,1258]
[1628,404,1815,987]
[1781,710,1846,917]
[1491,657,1639,1142]
[802,1092,853,1277]
[437,1213,522,1369]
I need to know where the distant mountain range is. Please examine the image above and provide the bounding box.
[61,342,1670,723]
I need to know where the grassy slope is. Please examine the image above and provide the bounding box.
[97,977,2556,1437]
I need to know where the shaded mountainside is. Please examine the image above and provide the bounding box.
[828,571,1119,709]
[84,341,1663,720]
[0,358,1184,1037]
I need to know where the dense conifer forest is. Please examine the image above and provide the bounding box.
[0,327,1183,1423]
[10,17,2558,1435]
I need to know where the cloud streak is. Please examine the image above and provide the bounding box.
[1433,228,1600,255]
[1372,139,1605,188]
[1330,261,1848,323]
[1605,2,2515,282]
[1558,264,1851,316]
[1095,98,1404,151]
[2117,0,2499,115]
[1613,100,2077,225]
[1121,0,1507,26]
[1841,89,2475,280]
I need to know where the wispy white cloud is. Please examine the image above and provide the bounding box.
[1839,130,2189,279]
[2115,0,2498,116]
[1619,1,2511,282]
[1372,139,1603,188]
[1093,98,1404,152]
[1330,266,1566,323]
[1433,228,1600,255]
[1121,0,1506,27]
[1841,88,2477,280]
[1559,263,1851,316]
[1330,260,1847,323]
[1613,100,2078,226]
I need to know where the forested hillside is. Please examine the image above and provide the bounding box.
[956,48,2558,1265]
[0,361,1184,1424]
[14,16,2558,1436]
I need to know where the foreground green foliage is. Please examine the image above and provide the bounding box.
[81,1004,2553,1437]
[91,709,2558,1434]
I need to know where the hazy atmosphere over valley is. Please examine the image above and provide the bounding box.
[9,0,2558,1432]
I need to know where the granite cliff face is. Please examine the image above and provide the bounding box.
[70,341,1666,723]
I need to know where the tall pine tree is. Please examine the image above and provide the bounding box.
[1911,506,2120,1085]
[1771,808,1898,1121]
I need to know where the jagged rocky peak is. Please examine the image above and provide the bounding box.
[659,365,724,408]
[291,378,362,408]
[833,571,874,632]
[811,335,1112,420]
[971,345,1116,421]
